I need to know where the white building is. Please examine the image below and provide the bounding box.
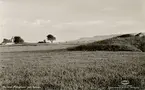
[1,37,15,45]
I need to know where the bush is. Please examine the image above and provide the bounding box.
[116,34,134,38]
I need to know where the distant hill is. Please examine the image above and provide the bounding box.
[67,33,145,52]
[65,34,117,44]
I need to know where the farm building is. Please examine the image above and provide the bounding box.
[1,36,24,45]
[1,39,11,45]
[1,37,14,45]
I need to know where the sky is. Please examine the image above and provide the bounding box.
[0,0,145,42]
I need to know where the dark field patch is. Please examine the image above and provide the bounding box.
[0,51,145,90]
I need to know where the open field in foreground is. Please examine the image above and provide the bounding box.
[0,50,145,90]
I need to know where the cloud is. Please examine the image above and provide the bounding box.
[0,18,52,30]
[23,20,29,24]
[102,7,116,11]
[52,20,105,28]
[87,20,105,24]
[110,20,141,28]
[32,19,51,25]
[65,20,104,25]
[116,21,136,25]
[0,0,3,4]
[109,20,145,31]
[24,19,51,26]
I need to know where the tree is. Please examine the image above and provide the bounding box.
[13,36,24,44]
[47,34,56,43]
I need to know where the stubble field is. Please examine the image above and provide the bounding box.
[0,49,145,90]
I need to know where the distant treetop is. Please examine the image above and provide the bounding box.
[13,36,24,44]
[47,34,56,43]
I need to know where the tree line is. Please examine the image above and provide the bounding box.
[1,34,56,44]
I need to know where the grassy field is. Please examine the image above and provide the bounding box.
[0,44,77,53]
[0,49,145,90]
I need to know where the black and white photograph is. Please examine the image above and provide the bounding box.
[0,0,145,90]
